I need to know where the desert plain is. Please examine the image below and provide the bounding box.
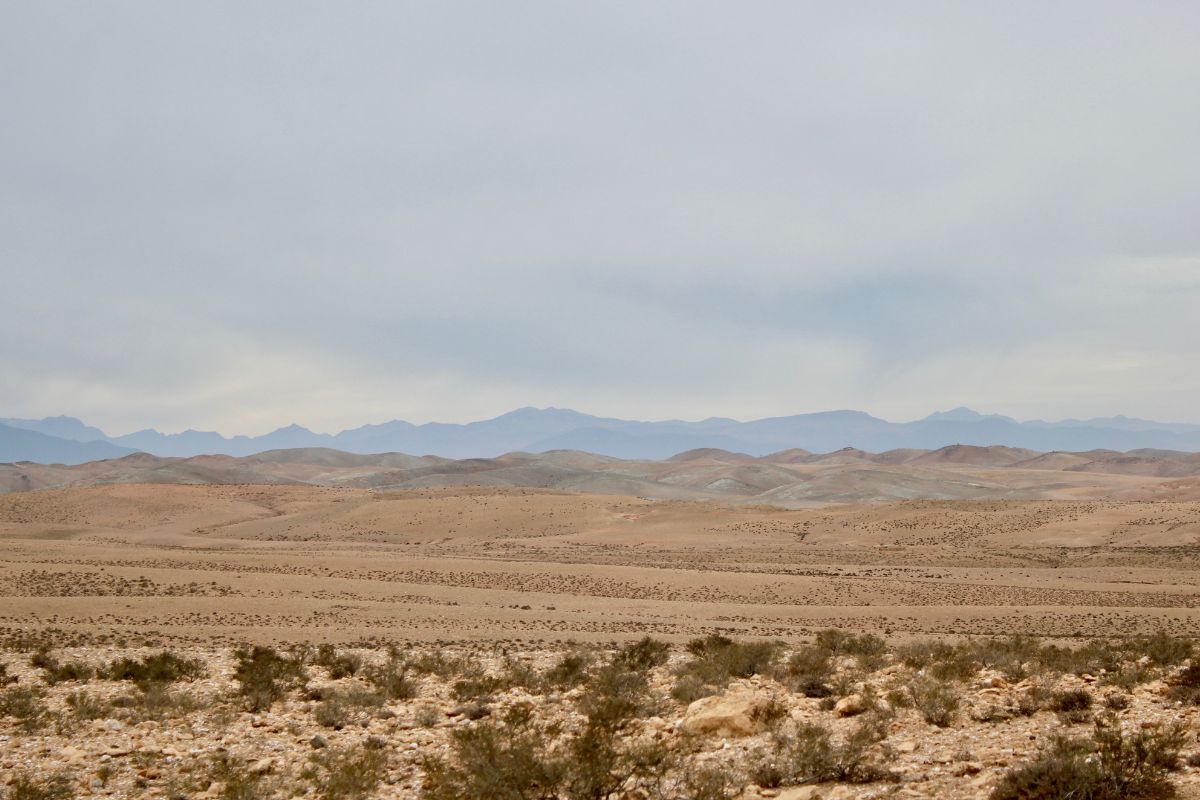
[2,448,1200,799]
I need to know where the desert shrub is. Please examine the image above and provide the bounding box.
[1049,688,1093,711]
[1130,632,1194,667]
[1166,664,1200,705]
[673,635,781,698]
[670,674,711,704]
[4,771,74,800]
[546,651,594,688]
[451,674,505,702]
[364,655,417,701]
[677,762,735,800]
[1104,692,1131,711]
[409,650,480,680]
[232,645,306,712]
[415,705,441,727]
[420,704,562,800]
[1038,640,1124,677]
[0,685,48,731]
[763,712,893,786]
[106,650,204,687]
[500,655,544,692]
[910,676,960,727]
[577,662,653,729]
[313,686,383,729]
[1103,663,1157,691]
[775,645,833,697]
[0,663,17,686]
[123,683,200,721]
[314,644,362,679]
[66,691,111,720]
[207,751,264,800]
[991,717,1185,800]
[895,639,961,671]
[613,637,670,672]
[306,742,388,800]
[814,630,887,669]
[31,649,94,684]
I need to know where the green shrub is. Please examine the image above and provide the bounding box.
[1049,688,1094,723]
[1166,664,1200,705]
[775,645,833,697]
[577,663,653,729]
[30,649,94,684]
[613,637,670,672]
[420,704,562,800]
[910,677,960,727]
[232,645,306,712]
[673,635,781,699]
[772,713,895,784]
[365,655,417,701]
[814,630,887,669]
[991,718,1184,800]
[106,650,205,687]
[314,644,363,679]
[546,651,594,688]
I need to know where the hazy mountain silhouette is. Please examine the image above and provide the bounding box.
[4,407,1200,462]
[0,422,135,464]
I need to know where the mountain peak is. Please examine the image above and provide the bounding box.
[922,407,1016,424]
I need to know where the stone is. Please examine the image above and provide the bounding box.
[776,787,825,800]
[834,694,867,717]
[249,757,273,775]
[896,739,919,754]
[681,687,779,737]
[310,735,328,749]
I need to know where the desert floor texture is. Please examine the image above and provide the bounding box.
[2,483,1200,799]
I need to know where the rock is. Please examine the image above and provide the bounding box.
[681,687,779,737]
[895,739,919,754]
[249,757,273,775]
[310,735,328,749]
[953,762,984,776]
[834,694,867,717]
[776,787,825,800]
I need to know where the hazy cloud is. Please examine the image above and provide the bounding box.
[3,2,1199,434]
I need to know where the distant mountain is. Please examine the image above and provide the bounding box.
[0,422,135,465]
[0,415,108,442]
[5,407,1200,461]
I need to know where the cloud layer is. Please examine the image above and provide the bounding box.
[3,2,1199,434]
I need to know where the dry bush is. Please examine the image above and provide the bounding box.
[1166,664,1200,705]
[420,704,562,800]
[814,630,887,670]
[4,771,74,800]
[30,649,95,685]
[232,645,306,712]
[409,650,480,680]
[0,685,48,731]
[762,712,895,785]
[364,653,417,701]
[909,676,960,727]
[0,662,17,686]
[677,762,736,800]
[65,690,110,720]
[313,644,362,679]
[546,651,594,688]
[206,751,264,800]
[313,686,384,729]
[106,650,205,688]
[305,742,388,800]
[672,635,782,701]
[775,645,834,698]
[1128,632,1194,667]
[991,716,1185,800]
[613,637,670,672]
[110,683,200,722]
[1048,688,1093,724]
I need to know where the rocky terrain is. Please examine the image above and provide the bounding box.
[2,484,1200,797]
[3,634,1200,799]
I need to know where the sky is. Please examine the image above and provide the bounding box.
[3,2,1199,436]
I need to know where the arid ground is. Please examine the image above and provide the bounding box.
[1,483,1199,645]
[3,483,1200,799]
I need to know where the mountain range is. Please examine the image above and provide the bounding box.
[5,406,1200,465]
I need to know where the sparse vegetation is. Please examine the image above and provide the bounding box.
[232,645,306,712]
[0,685,48,731]
[910,676,960,727]
[307,742,389,800]
[314,644,363,679]
[4,771,74,800]
[672,635,781,700]
[991,716,1185,800]
[107,650,205,687]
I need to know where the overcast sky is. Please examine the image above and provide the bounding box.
[3,2,1199,435]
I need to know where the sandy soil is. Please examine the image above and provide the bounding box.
[1,484,1198,646]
